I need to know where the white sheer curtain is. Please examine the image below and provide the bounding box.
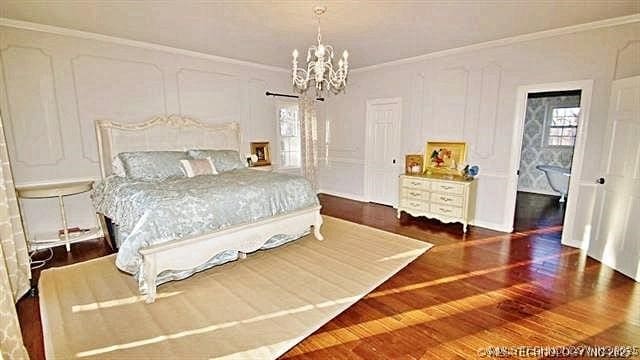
[298,96,319,191]
[0,115,30,359]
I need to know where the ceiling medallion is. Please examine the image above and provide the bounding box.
[291,6,349,95]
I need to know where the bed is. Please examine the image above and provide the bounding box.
[93,114,323,303]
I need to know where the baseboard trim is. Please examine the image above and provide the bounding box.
[319,189,368,203]
[470,220,513,233]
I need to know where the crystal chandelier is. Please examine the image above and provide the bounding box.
[292,6,349,95]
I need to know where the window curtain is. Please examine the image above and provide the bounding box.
[0,115,30,359]
[298,96,319,191]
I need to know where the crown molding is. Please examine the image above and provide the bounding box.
[0,17,289,73]
[1,13,638,75]
[352,13,640,74]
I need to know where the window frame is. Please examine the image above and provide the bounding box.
[275,100,302,170]
[543,106,580,148]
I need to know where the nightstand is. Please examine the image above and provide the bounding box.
[16,180,105,252]
[250,165,273,172]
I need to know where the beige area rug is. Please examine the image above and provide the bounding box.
[39,216,433,359]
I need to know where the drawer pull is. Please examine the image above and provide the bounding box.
[410,181,421,186]
[409,192,421,197]
[439,207,452,213]
[410,202,421,208]
[440,185,454,190]
[440,196,452,202]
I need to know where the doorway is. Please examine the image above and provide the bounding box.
[364,98,402,206]
[514,90,581,232]
[507,80,593,246]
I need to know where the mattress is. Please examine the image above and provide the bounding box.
[92,168,319,289]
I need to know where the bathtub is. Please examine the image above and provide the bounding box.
[536,165,571,202]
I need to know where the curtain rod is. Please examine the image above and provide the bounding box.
[265,91,325,102]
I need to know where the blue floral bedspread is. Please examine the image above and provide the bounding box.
[92,168,319,282]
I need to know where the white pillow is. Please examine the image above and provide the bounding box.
[112,156,126,177]
[180,157,218,178]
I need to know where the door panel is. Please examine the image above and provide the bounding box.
[365,99,401,206]
[592,76,640,281]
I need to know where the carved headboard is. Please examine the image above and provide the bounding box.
[95,114,241,178]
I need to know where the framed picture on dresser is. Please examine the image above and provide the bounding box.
[405,154,424,175]
[425,141,467,175]
[250,141,271,166]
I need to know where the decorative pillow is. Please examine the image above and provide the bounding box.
[112,156,126,177]
[180,158,218,178]
[117,151,189,180]
[187,149,245,173]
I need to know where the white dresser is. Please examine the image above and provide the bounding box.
[398,174,476,232]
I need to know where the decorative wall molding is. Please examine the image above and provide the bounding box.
[352,14,640,73]
[175,68,240,121]
[0,17,289,73]
[428,67,469,140]
[71,54,167,163]
[320,157,365,165]
[472,63,502,159]
[0,45,65,166]
[613,40,640,80]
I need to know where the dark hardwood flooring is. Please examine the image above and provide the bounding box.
[17,192,639,359]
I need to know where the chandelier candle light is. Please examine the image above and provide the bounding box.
[292,6,349,94]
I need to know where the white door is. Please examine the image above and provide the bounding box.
[365,98,402,206]
[591,76,640,281]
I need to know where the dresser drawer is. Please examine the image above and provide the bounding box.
[430,204,462,218]
[431,181,465,195]
[430,193,463,207]
[401,188,428,201]
[401,177,429,190]
[400,198,426,211]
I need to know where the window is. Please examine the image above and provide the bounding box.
[545,107,580,147]
[277,103,301,168]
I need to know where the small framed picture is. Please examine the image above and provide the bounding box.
[405,154,424,175]
[250,141,271,166]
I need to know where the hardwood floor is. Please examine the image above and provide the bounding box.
[17,193,639,359]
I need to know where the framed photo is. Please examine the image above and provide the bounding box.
[405,154,424,175]
[250,141,271,166]
[425,141,467,175]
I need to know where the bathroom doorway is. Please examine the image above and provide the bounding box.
[506,80,593,247]
[514,90,582,232]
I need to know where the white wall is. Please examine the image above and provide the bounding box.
[0,25,290,235]
[319,23,640,234]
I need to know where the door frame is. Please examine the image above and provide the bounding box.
[505,80,593,247]
[364,97,402,205]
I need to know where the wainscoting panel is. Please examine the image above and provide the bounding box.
[425,67,468,140]
[72,55,167,163]
[247,78,276,151]
[471,173,510,231]
[473,63,501,159]
[0,25,288,235]
[0,46,64,167]
[177,68,241,123]
[318,158,365,199]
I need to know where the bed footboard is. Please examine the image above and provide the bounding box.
[139,206,323,303]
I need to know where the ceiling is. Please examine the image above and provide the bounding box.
[1,1,638,69]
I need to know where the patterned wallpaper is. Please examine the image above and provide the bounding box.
[517,94,581,194]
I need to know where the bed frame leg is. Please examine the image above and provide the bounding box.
[313,213,324,241]
[144,256,157,303]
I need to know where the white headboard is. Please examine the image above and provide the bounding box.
[95,114,241,178]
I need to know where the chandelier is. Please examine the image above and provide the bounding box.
[292,6,349,95]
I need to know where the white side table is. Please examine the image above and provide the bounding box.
[16,180,104,252]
